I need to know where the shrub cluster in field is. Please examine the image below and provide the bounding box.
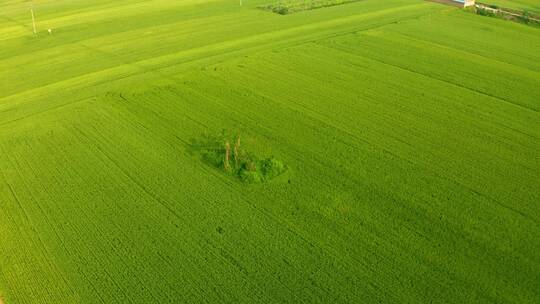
[260,0,360,15]
[191,132,287,183]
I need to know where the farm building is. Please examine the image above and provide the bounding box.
[454,0,475,7]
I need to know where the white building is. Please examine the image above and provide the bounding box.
[454,0,476,7]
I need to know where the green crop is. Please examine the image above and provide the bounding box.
[0,0,538,303]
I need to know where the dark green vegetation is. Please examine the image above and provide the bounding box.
[191,132,287,183]
[1,0,539,303]
[471,4,540,26]
[480,0,540,14]
[260,0,360,14]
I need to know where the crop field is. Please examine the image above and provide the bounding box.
[1,0,539,303]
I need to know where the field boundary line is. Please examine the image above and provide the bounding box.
[0,96,94,128]
[318,41,539,113]
[375,56,539,112]
[0,2,435,105]
[264,9,447,55]
[368,28,540,76]
[0,0,219,42]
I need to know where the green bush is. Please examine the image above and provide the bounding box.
[476,8,495,17]
[239,170,264,183]
[275,6,289,15]
[192,133,287,184]
[260,158,286,179]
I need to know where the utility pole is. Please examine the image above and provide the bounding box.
[224,141,231,171]
[30,4,37,35]
[234,136,240,167]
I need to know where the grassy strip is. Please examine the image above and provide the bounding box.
[468,5,540,26]
[475,0,540,14]
[260,0,362,15]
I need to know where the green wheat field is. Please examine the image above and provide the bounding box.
[1,0,539,303]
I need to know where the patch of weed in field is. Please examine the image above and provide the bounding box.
[190,131,287,183]
[260,0,362,15]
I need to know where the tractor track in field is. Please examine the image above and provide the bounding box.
[71,124,185,225]
[0,96,94,128]
[317,38,540,113]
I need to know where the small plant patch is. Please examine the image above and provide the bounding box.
[190,131,287,184]
[260,0,362,15]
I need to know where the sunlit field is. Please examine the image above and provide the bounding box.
[1,0,539,303]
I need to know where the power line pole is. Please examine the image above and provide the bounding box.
[30,4,37,35]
